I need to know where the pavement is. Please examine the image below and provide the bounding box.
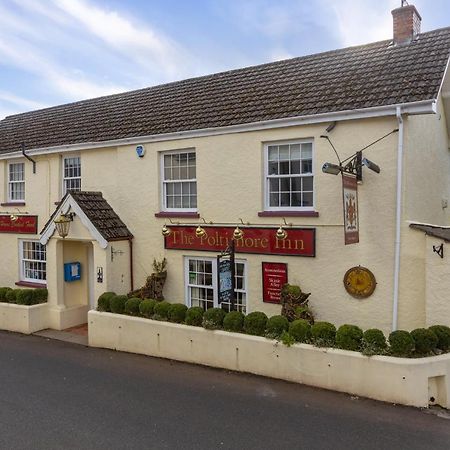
[0,330,449,450]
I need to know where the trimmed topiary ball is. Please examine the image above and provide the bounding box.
[389,330,414,357]
[429,325,450,351]
[139,299,157,318]
[311,322,336,347]
[153,301,171,320]
[410,328,438,355]
[185,307,204,326]
[97,292,116,312]
[124,297,141,316]
[32,288,48,304]
[0,287,12,302]
[168,303,188,323]
[336,324,363,352]
[265,315,289,339]
[15,289,34,305]
[289,319,311,343]
[362,329,387,356]
[110,295,128,314]
[5,289,18,304]
[202,307,226,330]
[244,311,268,336]
[223,311,245,332]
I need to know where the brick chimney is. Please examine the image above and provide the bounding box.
[391,3,421,44]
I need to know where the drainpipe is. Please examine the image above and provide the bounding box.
[129,238,134,291]
[392,106,404,331]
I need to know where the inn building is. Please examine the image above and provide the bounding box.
[0,3,450,334]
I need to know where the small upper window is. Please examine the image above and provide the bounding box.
[162,150,197,210]
[63,156,81,195]
[8,162,25,202]
[265,141,314,210]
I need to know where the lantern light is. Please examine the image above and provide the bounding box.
[54,212,75,238]
[276,226,288,240]
[233,226,244,240]
[195,225,207,238]
[161,224,171,237]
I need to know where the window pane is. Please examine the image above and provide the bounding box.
[302,160,312,173]
[291,191,302,206]
[290,144,301,159]
[268,161,278,175]
[279,161,290,174]
[290,160,300,174]
[301,143,312,159]
[268,146,278,160]
[303,192,313,206]
[269,178,279,193]
[280,192,290,206]
[291,177,301,191]
[279,145,289,160]
[303,176,313,191]
[280,178,290,191]
[270,193,279,207]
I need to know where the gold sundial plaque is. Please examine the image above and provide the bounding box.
[343,266,376,298]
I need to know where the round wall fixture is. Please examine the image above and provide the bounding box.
[343,266,376,298]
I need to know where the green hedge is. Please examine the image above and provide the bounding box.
[311,322,336,347]
[153,301,171,320]
[289,319,311,343]
[0,287,48,305]
[202,307,225,330]
[97,292,116,312]
[265,315,289,339]
[429,325,450,351]
[244,312,268,336]
[185,307,204,326]
[361,329,387,356]
[223,311,245,332]
[110,295,128,314]
[336,324,363,352]
[125,298,142,316]
[410,328,438,355]
[139,299,157,318]
[168,303,188,323]
[389,330,415,357]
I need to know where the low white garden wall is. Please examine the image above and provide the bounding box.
[88,311,450,409]
[0,302,49,334]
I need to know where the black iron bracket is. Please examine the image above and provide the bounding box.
[432,243,444,259]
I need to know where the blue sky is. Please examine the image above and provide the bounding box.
[1,0,450,119]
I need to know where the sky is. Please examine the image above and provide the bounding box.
[1,0,450,120]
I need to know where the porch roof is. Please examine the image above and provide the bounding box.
[409,223,450,242]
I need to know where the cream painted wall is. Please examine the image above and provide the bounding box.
[62,240,89,308]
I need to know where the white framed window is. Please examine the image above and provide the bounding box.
[161,150,197,210]
[265,141,314,210]
[63,156,81,195]
[184,257,247,313]
[20,240,47,284]
[8,162,25,202]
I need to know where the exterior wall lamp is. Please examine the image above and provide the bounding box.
[54,212,75,238]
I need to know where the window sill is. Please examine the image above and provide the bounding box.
[155,211,200,219]
[258,211,319,218]
[1,202,26,207]
[15,281,47,288]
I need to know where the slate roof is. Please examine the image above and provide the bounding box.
[410,223,450,242]
[1,27,450,155]
[43,191,133,241]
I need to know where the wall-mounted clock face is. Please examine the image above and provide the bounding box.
[343,266,376,298]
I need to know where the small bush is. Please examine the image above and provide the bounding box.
[15,289,35,305]
[282,284,302,297]
[202,307,226,330]
[311,322,336,347]
[124,297,141,316]
[5,289,17,304]
[429,325,450,351]
[223,311,245,332]
[33,288,48,304]
[411,328,438,355]
[153,301,171,320]
[289,319,311,343]
[168,303,188,323]
[0,287,12,302]
[362,329,387,356]
[110,295,128,314]
[336,324,363,352]
[139,299,157,318]
[244,311,268,336]
[265,315,289,339]
[185,307,204,326]
[389,330,414,357]
[280,331,295,347]
[97,292,116,312]
[294,306,314,324]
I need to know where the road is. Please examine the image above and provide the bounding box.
[0,331,449,450]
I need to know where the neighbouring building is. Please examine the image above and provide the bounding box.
[0,4,449,333]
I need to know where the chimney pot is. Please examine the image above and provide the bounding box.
[391,4,421,45]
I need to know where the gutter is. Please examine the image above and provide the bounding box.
[392,106,404,331]
[0,99,437,160]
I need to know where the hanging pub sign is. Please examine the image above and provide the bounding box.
[262,262,288,304]
[218,258,234,304]
[342,174,359,245]
[0,215,38,234]
[165,226,315,257]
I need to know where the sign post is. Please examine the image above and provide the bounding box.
[217,239,236,311]
[342,174,359,245]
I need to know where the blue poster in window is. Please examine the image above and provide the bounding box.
[218,259,233,304]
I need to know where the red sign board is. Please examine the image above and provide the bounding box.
[262,262,288,304]
[165,226,315,257]
[0,215,38,234]
[342,174,359,245]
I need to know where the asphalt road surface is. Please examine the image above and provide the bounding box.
[0,331,449,450]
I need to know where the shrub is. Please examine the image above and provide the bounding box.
[294,306,314,324]
[139,299,157,318]
[202,307,226,330]
[410,328,438,355]
[110,295,128,314]
[265,315,289,339]
[280,331,295,347]
[185,307,204,326]
[5,289,17,304]
[361,329,387,356]
[429,325,450,351]
[0,287,12,302]
[168,303,188,323]
[153,301,171,320]
[311,322,336,347]
[336,324,363,352]
[244,311,268,336]
[223,311,245,332]
[124,297,141,316]
[97,292,116,312]
[33,288,48,304]
[389,330,414,357]
[289,319,311,343]
[15,289,34,305]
